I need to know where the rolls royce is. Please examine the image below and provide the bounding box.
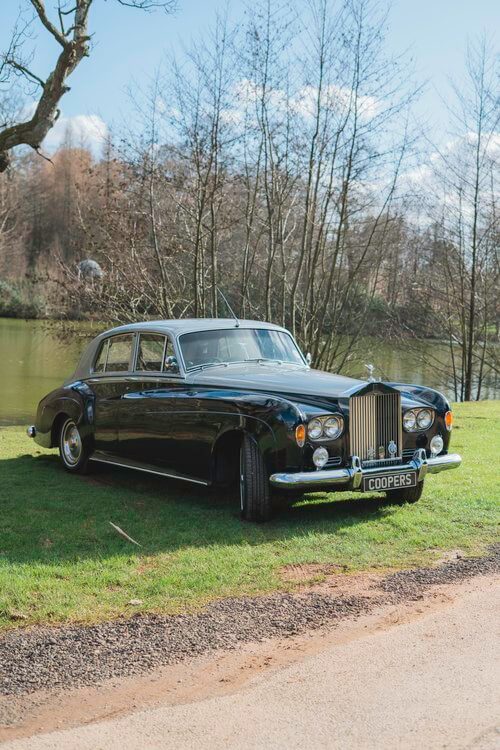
[28,319,461,521]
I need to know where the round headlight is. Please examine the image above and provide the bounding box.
[324,416,343,439]
[403,410,417,431]
[430,435,444,455]
[313,446,329,469]
[417,409,433,430]
[308,418,323,440]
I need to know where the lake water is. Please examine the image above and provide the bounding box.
[0,317,498,425]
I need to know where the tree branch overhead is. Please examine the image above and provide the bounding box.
[0,0,175,173]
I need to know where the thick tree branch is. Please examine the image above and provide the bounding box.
[0,0,175,173]
[30,0,68,47]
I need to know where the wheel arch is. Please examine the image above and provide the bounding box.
[211,428,244,486]
[51,411,71,448]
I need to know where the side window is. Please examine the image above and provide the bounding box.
[105,334,134,372]
[93,340,109,373]
[135,333,178,373]
[136,334,166,372]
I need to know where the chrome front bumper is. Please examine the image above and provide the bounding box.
[269,449,462,490]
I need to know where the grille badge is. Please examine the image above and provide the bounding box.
[378,445,385,459]
[388,440,397,457]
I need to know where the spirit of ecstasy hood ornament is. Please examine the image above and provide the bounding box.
[365,363,376,382]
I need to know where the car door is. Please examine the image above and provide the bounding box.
[117,332,189,470]
[117,332,243,483]
[87,333,136,454]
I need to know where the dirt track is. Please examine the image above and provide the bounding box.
[1,560,499,749]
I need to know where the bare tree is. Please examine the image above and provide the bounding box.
[426,37,499,400]
[0,0,175,173]
[11,0,497,403]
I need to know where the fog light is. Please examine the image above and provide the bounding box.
[313,446,329,469]
[430,435,444,455]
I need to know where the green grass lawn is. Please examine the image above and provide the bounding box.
[0,401,498,630]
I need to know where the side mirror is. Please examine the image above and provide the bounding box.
[306,352,312,366]
[164,355,180,374]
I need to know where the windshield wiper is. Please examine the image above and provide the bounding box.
[243,358,306,367]
[187,361,228,372]
[242,358,283,364]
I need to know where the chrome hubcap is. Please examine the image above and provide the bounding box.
[62,422,82,466]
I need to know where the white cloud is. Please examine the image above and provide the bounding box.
[292,84,379,121]
[42,114,108,156]
[231,79,380,125]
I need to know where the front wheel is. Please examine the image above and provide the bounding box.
[59,418,90,473]
[239,434,272,522]
[385,480,424,505]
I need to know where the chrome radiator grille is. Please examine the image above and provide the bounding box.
[349,390,402,465]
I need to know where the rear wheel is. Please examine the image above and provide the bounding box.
[239,434,272,522]
[385,480,424,505]
[59,418,90,474]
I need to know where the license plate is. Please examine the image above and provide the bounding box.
[362,470,417,492]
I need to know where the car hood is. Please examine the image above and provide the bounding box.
[188,363,364,399]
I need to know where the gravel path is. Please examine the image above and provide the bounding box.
[0,547,498,697]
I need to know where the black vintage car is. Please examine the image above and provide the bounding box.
[28,319,461,521]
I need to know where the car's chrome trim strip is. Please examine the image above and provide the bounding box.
[89,453,209,485]
[270,451,462,489]
[86,374,186,384]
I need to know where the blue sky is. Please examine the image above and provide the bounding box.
[1,0,498,152]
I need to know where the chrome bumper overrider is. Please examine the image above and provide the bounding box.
[269,449,462,490]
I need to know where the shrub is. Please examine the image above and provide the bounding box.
[0,279,42,318]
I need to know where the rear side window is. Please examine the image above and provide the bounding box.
[93,340,109,373]
[94,334,134,373]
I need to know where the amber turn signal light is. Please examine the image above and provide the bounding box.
[445,411,453,431]
[295,424,306,447]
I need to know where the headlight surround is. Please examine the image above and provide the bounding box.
[403,408,435,432]
[307,414,344,441]
[324,416,343,440]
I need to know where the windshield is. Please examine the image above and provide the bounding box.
[180,328,305,370]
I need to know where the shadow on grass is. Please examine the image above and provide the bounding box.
[1,452,393,565]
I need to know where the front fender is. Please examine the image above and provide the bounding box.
[387,382,451,413]
[238,395,305,474]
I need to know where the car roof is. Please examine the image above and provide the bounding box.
[101,318,289,337]
[67,319,293,382]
